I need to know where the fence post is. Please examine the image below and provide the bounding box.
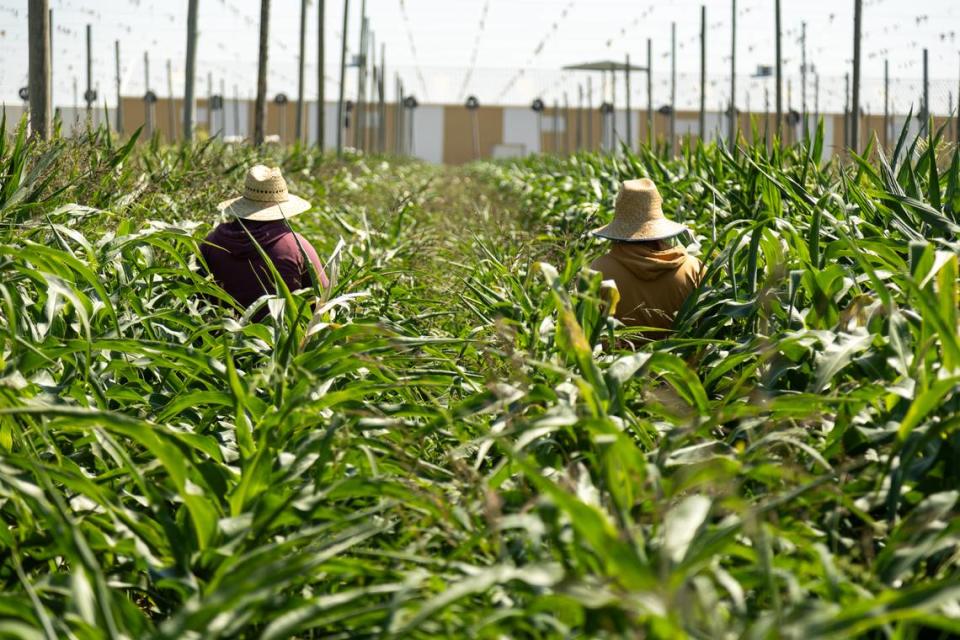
[144,52,153,137]
[28,0,52,139]
[883,59,889,149]
[699,5,706,142]
[670,22,677,152]
[647,38,653,145]
[626,54,633,151]
[115,40,123,135]
[801,21,807,142]
[588,75,595,151]
[85,24,93,123]
[729,0,736,146]
[921,48,929,137]
[774,0,782,137]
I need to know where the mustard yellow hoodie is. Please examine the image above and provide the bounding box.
[590,243,703,330]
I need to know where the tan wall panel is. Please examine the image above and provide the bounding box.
[442,105,504,164]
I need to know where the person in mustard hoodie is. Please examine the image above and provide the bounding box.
[590,179,702,332]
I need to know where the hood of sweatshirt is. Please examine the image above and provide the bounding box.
[205,220,293,259]
[609,243,690,281]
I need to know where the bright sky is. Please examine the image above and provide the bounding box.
[1,0,958,113]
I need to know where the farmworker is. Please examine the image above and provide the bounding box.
[590,178,702,332]
[201,165,328,310]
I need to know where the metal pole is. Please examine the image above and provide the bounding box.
[844,72,850,148]
[471,108,480,160]
[49,7,54,118]
[577,83,583,151]
[317,0,326,149]
[851,0,862,152]
[206,71,213,134]
[883,59,889,149]
[115,40,123,135]
[144,52,152,137]
[956,53,960,146]
[564,92,571,154]
[775,0,782,137]
[296,0,308,142]
[233,83,241,136]
[699,5,706,141]
[647,38,653,145]
[336,0,350,156]
[729,0,736,146]
[626,55,633,151]
[85,24,93,120]
[254,0,270,146]
[611,68,618,147]
[801,21,807,142]
[815,72,820,124]
[670,22,677,151]
[553,100,560,154]
[28,0,52,139]
[166,59,176,141]
[537,109,543,153]
[354,1,367,150]
[922,48,929,136]
[396,78,403,154]
[183,0,198,141]
[588,76,594,150]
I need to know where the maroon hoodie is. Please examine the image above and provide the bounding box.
[200,220,328,309]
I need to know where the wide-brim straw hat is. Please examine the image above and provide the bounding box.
[592,178,688,241]
[217,165,312,221]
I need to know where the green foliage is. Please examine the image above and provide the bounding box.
[0,116,959,638]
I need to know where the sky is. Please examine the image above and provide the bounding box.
[1,0,959,114]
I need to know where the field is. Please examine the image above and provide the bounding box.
[1,117,959,639]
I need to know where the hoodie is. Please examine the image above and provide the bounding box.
[200,220,328,309]
[589,243,702,330]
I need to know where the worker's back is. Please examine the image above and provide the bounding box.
[590,242,702,330]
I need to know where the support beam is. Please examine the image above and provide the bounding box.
[699,5,706,141]
[254,0,270,146]
[317,0,326,149]
[183,0,199,141]
[851,0,862,152]
[883,59,890,149]
[336,0,350,156]
[670,22,677,151]
[626,54,633,151]
[774,0,782,136]
[647,38,653,146]
[296,0,308,143]
[85,24,93,120]
[729,0,736,146]
[115,40,123,135]
[922,48,930,136]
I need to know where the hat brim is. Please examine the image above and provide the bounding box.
[218,194,312,221]
[591,218,689,242]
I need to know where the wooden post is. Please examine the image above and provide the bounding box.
[296,0,308,143]
[883,59,889,149]
[851,0,862,152]
[336,0,350,156]
[114,40,123,135]
[626,54,633,151]
[774,0,783,137]
[28,0,52,139]
[729,0,736,146]
[647,38,653,145]
[254,0,270,146]
[85,24,93,120]
[166,59,176,140]
[699,5,706,141]
[182,0,198,141]
[670,22,677,152]
[144,52,153,137]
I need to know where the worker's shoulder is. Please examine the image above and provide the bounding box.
[588,251,620,274]
[678,252,705,284]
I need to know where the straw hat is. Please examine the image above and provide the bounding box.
[592,179,687,242]
[217,165,312,221]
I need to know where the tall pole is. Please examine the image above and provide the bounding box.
[336,0,350,156]
[647,38,653,145]
[114,40,123,135]
[956,53,960,146]
[670,22,677,151]
[563,92,570,154]
[49,7,54,118]
[379,45,386,153]
[233,83,241,136]
[844,72,850,148]
[85,24,93,120]
[815,72,820,124]
[611,68,618,147]
[219,78,226,135]
[354,1,367,150]
[166,59,176,140]
[183,0,198,141]
[851,0,862,152]
[317,0,326,149]
[801,21,807,141]
[774,0,783,138]
[296,0,308,143]
[553,100,560,155]
[144,52,153,137]
[206,71,213,134]
[626,55,633,151]
[588,75,594,150]
[922,48,930,136]
[729,0,737,146]
[254,0,270,146]
[883,59,890,149]
[28,0,52,139]
[577,84,584,151]
[699,6,706,141]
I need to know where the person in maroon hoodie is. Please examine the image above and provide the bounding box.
[201,165,328,311]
